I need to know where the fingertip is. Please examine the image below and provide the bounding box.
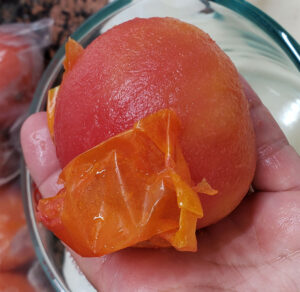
[39,169,63,198]
[21,112,46,146]
[21,112,60,187]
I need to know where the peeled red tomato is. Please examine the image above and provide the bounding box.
[54,17,256,228]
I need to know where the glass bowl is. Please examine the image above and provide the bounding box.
[21,0,300,291]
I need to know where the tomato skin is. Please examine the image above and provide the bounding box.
[54,17,256,228]
[39,109,217,256]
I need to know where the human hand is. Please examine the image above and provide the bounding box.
[21,80,300,291]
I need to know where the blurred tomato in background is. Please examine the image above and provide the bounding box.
[0,272,35,292]
[0,184,35,271]
[0,31,43,129]
[0,18,53,292]
[0,1,107,290]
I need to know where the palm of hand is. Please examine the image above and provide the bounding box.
[21,81,300,291]
[73,190,299,292]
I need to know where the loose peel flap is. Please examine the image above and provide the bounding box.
[38,109,217,257]
[47,86,59,140]
[63,38,84,73]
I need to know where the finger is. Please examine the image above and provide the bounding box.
[241,77,300,191]
[39,169,62,198]
[20,112,63,198]
[20,112,61,190]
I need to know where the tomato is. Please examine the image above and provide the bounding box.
[0,32,42,129]
[0,272,34,292]
[54,18,256,231]
[0,185,35,271]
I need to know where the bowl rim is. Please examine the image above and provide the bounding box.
[21,3,133,292]
[212,0,300,70]
[21,0,300,291]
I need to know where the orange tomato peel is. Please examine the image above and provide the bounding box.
[39,109,217,257]
[63,38,84,73]
[47,86,59,140]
